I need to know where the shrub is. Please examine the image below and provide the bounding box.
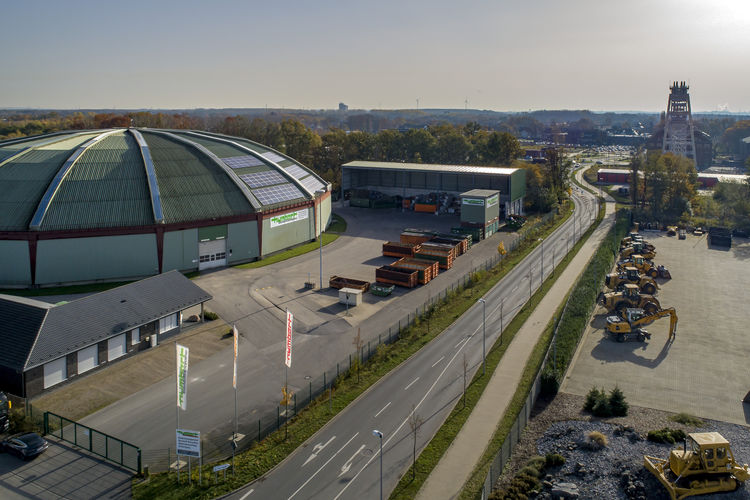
[587,431,608,449]
[540,369,559,396]
[545,453,566,467]
[669,413,704,427]
[608,385,628,417]
[648,428,686,444]
[584,386,605,412]
[203,310,219,321]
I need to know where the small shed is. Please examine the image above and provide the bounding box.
[338,288,363,306]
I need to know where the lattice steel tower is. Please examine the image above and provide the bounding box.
[662,81,697,162]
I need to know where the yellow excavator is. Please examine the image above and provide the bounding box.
[645,432,750,500]
[605,307,677,342]
[620,241,657,259]
[617,254,672,279]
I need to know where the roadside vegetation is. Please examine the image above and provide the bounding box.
[133,202,575,500]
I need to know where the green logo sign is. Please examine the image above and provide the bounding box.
[487,194,499,207]
[462,198,484,206]
[270,209,309,228]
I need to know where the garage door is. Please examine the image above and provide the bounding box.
[198,238,226,270]
[77,345,98,374]
[108,334,126,361]
[43,357,67,389]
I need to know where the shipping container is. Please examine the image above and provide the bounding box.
[329,276,371,292]
[375,266,419,288]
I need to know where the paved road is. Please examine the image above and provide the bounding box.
[82,208,519,458]
[225,189,598,500]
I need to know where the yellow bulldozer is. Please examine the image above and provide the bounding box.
[605,307,677,342]
[644,432,750,500]
[597,283,661,315]
[617,254,672,279]
[604,266,659,295]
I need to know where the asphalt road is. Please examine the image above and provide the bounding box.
[225,187,599,499]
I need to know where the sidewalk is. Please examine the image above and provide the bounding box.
[416,198,616,500]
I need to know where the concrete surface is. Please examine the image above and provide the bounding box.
[561,230,750,425]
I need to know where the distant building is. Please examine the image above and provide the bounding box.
[647,82,712,169]
[338,102,348,111]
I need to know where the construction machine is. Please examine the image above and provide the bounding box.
[620,232,645,248]
[644,432,750,500]
[597,283,661,315]
[617,254,672,279]
[620,241,657,259]
[605,307,677,342]
[604,267,658,295]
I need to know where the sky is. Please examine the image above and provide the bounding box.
[2,0,749,112]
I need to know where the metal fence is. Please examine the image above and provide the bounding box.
[140,209,567,473]
[45,411,141,473]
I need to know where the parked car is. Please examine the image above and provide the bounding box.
[1,432,48,460]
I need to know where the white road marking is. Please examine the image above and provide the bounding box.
[404,377,419,390]
[374,402,391,418]
[289,433,358,500]
[454,339,466,349]
[339,444,365,477]
[303,435,336,467]
[431,356,445,368]
[512,286,518,292]
[239,489,254,500]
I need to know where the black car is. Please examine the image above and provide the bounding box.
[1,432,48,460]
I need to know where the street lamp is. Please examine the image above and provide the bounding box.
[477,298,486,375]
[315,190,325,289]
[372,429,384,500]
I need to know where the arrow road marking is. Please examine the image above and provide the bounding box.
[303,435,336,467]
[339,444,365,477]
[289,433,358,500]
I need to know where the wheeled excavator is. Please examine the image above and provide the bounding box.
[605,307,677,342]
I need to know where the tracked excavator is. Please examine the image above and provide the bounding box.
[605,307,677,342]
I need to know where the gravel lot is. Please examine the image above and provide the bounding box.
[495,393,750,499]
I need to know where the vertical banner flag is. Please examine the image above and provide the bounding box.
[285,310,293,368]
[232,325,238,389]
[176,344,189,411]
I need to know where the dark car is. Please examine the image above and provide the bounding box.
[1,432,48,460]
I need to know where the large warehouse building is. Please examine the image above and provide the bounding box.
[0,129,331,287]
[341,161,526,216]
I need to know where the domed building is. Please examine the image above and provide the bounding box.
[0,129,331,287]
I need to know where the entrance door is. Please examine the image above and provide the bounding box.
[198,239,227,270]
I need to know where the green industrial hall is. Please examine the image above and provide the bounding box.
[341,161,525,216]
[0,129,331,287]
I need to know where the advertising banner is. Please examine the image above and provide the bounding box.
[285,310,293,368]
[270,209,308,228]
[176,344,189,411]
[462,198,484,206]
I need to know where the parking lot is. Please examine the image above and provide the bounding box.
[561,230,750,425]
[0,437,131,499]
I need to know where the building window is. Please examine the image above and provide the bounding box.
[131,327,140,345]
[159,314,178,334]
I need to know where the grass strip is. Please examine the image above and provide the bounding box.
[389,200,604,500]
[132,204,573,500]
[234,232,339,270]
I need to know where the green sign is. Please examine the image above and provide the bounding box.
[270,209,309,228]
[462,198,484,206]
[487,194,499,207]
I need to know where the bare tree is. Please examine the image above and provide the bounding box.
[409,405,423,480]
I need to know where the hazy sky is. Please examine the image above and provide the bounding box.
[2,0,748,112]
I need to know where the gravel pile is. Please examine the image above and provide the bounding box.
[493,393,750,500]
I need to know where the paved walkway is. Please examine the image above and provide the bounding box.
[417,192,615,499]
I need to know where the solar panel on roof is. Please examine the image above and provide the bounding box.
[299,175,325,193]
[222,155,265,169]
[239,171,287,188]
[285,165,307,179]
[262,152,287,163]
[253,183,305,205]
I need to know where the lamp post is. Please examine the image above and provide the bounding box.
[373,429,383,500]
[315,190,325,289]
[477,298,486,375]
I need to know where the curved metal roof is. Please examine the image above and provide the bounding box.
[0,128,329,232]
